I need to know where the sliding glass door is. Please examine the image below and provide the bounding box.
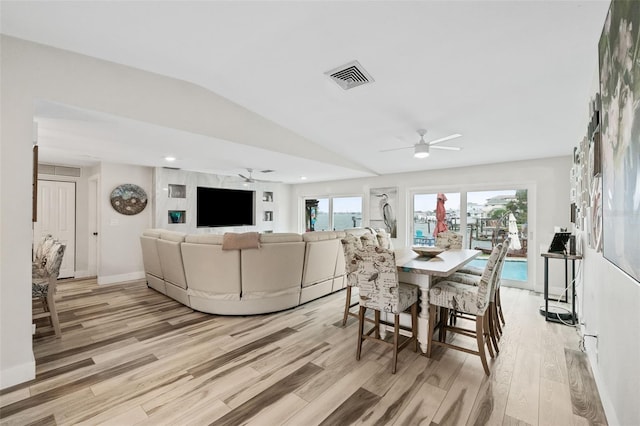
[412,188,528,285]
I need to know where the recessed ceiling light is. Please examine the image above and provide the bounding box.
[300,176,307,180]
[164,156,176,162]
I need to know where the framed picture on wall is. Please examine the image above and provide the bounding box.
[369,187,398,238]
[599,0,640,282]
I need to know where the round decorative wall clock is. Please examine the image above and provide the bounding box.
[110,184,148,215]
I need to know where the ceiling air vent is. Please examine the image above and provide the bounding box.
[325,60,374,90]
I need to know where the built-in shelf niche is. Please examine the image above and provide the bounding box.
[262,191,273,202]
[263,211,273,222]
[168,184,186,198]
[168,210,186,224]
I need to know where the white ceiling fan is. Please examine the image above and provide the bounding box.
[238,168,281,183]
[381,129,462,158]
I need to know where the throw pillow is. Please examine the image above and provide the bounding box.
[222,232,261,250]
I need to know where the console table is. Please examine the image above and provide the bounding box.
[540,252,582,325]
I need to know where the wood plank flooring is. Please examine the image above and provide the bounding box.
[0,278,607,425]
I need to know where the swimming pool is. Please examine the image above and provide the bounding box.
[466,258,528,281]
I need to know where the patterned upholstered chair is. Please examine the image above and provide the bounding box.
[444,239,510,353]
[426,243,502,376]
[340,234,364,326]
[435,231,463,249]
[359,232,379,248]
[32,240,66,337]
[453,238,511,338]
[374,229,394,250]
[33,234,56,277]
[355,246,418,374]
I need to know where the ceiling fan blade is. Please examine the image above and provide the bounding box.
[253,178,283,183]
[379,145,414,153]
[238,173,251,181]
[431,145,461,151]
[428,133,462,146]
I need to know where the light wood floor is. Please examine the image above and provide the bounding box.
[1,278,607,425]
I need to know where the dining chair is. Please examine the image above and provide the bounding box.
[32,240,66,337]
[33,234,55,272]
[426,243,502,375]
[444,239,509,353]
[340,234,364,326]
[453,237,511,331]
[355,246,418,374]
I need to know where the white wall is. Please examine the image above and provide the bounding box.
[0,34,321,388]
[578,240,640,426]
[97,163,153,285]
[290,156,572,293]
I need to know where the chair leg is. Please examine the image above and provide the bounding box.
[356,306,366,361]
[488,302,499,355]
[484,312,495,359]
[494,298,503,338]
[497,287,506,326]
[47,291,61,338]
[374,310,381,339]
[476,314,490,376]
[342,286,352,326]
[492,290,502,338]
[392,314,400,374]
[439,307,449,343]
[426,305,437,358]
[411,302,418,353]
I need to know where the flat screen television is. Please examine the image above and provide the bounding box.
[196,186,255,227]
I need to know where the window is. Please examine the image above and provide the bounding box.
[412,189,528,282]
[332,196,362,231]
[304,196,362,231]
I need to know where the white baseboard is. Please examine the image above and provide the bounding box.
[97,271,145,285]
[581,325,620,426]
[1,357,35,390]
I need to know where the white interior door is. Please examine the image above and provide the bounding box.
[33,180,76,278]
[87,176,99,277]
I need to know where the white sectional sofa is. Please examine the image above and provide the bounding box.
[141,229,365,315]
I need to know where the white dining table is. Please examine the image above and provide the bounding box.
[392,247,481,353]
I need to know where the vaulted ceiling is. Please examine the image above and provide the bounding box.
[1,1,611,183]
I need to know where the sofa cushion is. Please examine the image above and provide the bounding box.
[222,232,260,250]
[302,238,340,287]
[302,231,339,242]
[143,229,163,238]
[159,230,186,243]
[157,238,187,289]
[259,233,303,243]
[241,241,305,296]
[182,242,241,299]
[140,235,163,279]
[185,234,224,244]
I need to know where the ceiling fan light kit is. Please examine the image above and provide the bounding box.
[414,143,430,158]
[380,129,462,158]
